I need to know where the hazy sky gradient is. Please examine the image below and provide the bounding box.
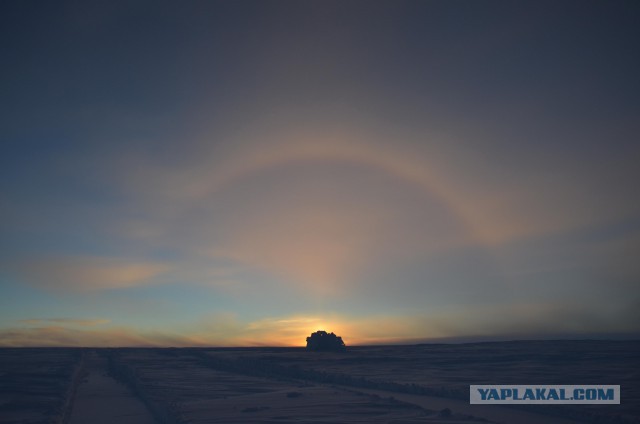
[1,1,639,346]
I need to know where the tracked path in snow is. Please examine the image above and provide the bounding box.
[67,351,157,424]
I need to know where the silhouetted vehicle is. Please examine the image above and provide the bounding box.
[306,331,346,351]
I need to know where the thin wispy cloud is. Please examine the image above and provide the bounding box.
[7,256,171,292]
[19,318,110,326]
[0,326,205,348]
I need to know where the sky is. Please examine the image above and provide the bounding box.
[1,1,639,347]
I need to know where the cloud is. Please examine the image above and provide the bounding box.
[0,326,205,348]
[19,318,110,326]
[7,256,171,291]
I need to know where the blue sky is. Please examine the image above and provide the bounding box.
[1,1,639,346]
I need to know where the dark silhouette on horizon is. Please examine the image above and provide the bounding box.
[306,330,346,352]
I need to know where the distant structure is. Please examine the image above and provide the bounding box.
[306,330,346,352]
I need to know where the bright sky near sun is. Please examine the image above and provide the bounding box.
[1,1,639,346]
